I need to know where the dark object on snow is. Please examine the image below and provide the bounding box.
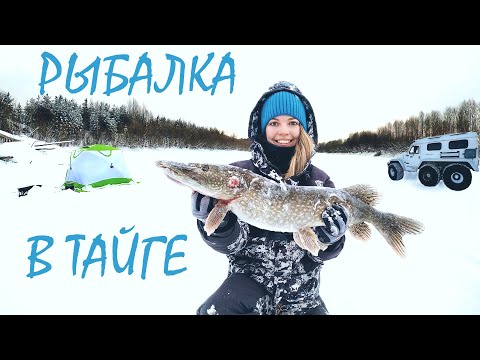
[18,185,42,197]
[0,156,14,162]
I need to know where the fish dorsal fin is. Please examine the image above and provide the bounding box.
[342,184,381,206]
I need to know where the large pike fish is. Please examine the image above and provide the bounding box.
[156,160,424,257]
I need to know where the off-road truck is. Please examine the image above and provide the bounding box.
[387,131,479,191]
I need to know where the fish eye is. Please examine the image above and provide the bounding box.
[201,165,209,172]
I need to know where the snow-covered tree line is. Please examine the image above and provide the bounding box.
[0,91,249,150]
[3,90,477,153]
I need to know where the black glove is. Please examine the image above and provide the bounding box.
[191,191,233,230]
[191,191,216,222]
[315,204,348,244]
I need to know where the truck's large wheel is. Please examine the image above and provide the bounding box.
[418,164,440,187]
[442,164,472,191]
[388,163,404,180]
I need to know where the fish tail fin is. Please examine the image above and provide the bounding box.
[373,212,425,258]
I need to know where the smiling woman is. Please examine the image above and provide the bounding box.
[190,81,350,315]
[265,115,302,147]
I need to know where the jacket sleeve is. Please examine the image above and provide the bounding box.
[309,234,345,262]
[195,212,247,255]
[323,176,335,188]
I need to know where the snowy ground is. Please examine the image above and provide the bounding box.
[1,142,479,314]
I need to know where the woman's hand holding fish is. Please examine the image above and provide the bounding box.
[316,204,348,244]
[191,191,233,230]
[191,191,217,222]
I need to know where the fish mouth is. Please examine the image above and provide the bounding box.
[156,160,173,170]
[156,160,192,182]
[165,174,182,185]
[156,160,239,201]
[156,160,187,173]
[157,160,210,190]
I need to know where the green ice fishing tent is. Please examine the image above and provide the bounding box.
[63,144,134,192]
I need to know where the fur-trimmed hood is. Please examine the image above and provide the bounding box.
[248,81,318,145]
[247,81,318,184]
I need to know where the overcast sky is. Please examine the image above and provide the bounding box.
[2,45,480,142]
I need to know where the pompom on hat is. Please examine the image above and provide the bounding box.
[260,91,307,133]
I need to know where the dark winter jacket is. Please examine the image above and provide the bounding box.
[196,81,345,314]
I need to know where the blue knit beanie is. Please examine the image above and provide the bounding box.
[260,91,307,133]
